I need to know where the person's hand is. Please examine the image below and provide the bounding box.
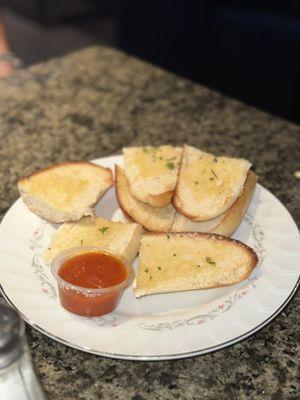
[0,18,14,78]
[0,60,14,78]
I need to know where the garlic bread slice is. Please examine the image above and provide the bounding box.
[135,232,258,297]
[123,146,182,207]
[173,145,251,221]
[43,216,142,264]
[18,162,113,223]
[115,165,175,232]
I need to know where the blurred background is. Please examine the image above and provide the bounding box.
[0,0,300,123]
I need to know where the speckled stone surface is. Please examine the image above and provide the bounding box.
[0,46,299,400]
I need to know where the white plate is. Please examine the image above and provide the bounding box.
[0,155,299,360]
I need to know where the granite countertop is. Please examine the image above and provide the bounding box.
[0,46,299,400]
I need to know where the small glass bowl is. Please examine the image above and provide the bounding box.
[51,246,133,317]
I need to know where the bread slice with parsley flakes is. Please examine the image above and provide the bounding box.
[135,232,258,297]
[123,145,182,207]
[18,162,113,223]
[173,145,251,222]
[171,170,257,236]
[43,216,143,264]
[115,165,176,232]
[116,165,257,236]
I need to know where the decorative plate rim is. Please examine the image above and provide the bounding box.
[1,277,299,361]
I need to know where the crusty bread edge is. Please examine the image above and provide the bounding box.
[141,231,258,264]
[18,161,114,186]
[173,145,219,221]
[116,164,257,237]
[115,165,146,227]
[172,170,257,237]
[128,185,174,207]
[211,170,257,237]
[172,144,195,218]
[115,165,171,232]
[134,231,258,297]
[146,191,174,207]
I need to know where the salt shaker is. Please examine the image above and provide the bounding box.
[0,303,46,400]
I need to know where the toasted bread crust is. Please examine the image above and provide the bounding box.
[172,145,195,219]
[212,170,257,236]
[172,171,257,236]
[115,165,175,232]
[143,231,258,268]
[18,161,113,185]
[116,164,257,236]
[146,191,174,207]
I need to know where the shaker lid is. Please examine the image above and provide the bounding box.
[0,303,25,368]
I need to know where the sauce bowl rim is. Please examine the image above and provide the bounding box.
[50,246,134,294]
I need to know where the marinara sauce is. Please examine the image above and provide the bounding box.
[57,251,129,317]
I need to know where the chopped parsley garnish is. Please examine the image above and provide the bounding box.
[206,257,216,266]
[214,158,218,163]
[167,234,170,239]
[166,162,175,170]
[80,240,83,246]
[149,276,153,280]
[173,253,176,257]
[144,268,149,273]
[197,264,201,268]
[99,227,109,234]
[209,177,214,181]
[157,266,161,270]
[143,147,149,154]
[194,181,199,185]
[211,169,218,179]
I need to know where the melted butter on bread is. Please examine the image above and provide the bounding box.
[125,146,181,178]
[115,165,176,232]
[43,216,142,264]
[18,162,113,223]
[123,146,182,206]
[135,232,258,297]
[26,173,90,210]
[173,146,251,221]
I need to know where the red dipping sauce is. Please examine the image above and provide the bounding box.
[51,248,132,317]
